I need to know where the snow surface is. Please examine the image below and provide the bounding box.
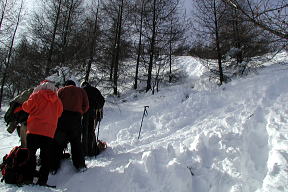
[0,52,287,192]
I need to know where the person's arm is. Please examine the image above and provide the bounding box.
[22,93,37,114]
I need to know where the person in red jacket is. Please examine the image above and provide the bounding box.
[22,80,63,186]
[54,80,89,173]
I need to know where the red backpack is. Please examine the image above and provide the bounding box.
[0,146,32,185]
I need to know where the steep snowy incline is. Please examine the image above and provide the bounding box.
[0,53,287,192]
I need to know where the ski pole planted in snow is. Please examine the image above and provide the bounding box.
[138,105,149,139]
[95,109,102,142]
[96,119,101,142]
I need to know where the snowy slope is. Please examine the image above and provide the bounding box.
[0,52,287,192]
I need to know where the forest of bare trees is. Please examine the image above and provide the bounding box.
[190,0,287,85]
[0,0,287,108]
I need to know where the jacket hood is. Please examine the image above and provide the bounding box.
[37,90,59,102]
[34,82,57,93]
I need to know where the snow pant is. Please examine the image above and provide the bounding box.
[26,134,54,185]
[54,111,86,170]
[82,108,98,157]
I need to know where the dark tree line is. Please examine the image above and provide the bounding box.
[0,0,187,106]
[0,0,286,108]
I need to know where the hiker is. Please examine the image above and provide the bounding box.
[80,81,105,157]
[22,81,63,186]
[5,87,34,147]
[54,80,89,173]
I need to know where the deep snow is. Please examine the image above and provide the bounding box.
[0,52,287,192]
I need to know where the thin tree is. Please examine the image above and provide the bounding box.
[167,8,187,83]
[0,0,8,31]
[133,0,145,90]
[59,0,83,66]
[59,0,74,65]
[146,0,156,92]
[213,0,224,85]
[84,0,100,82]
[0,0,23,108]
[0,0,17,41]
[192,0,227,84]
[46,0,62,76]
[222,0,288,40]
[113,0,124,95]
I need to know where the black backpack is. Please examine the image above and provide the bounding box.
[4,102,28,126]
[0,146,32,185]
[4,102,20,125]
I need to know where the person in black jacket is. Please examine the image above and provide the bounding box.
[80,81,105,157]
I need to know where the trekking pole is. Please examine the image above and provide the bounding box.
[94,109,102,142]
[96,119,101,142]
[138,106,149,139]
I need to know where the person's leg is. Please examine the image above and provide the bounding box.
[62,111,86,171]
[68,113,86,170]
[37,136,54,185]
[87,117,98,156]
[20,123,27,147]
[81,112,89,156]
[70,131,86,170]
[52,129,68,174]
[26,134,39,183]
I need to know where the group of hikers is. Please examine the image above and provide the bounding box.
[3,79,105,186]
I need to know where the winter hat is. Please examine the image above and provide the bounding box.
[64,80,76,86]
[33,81,57,93]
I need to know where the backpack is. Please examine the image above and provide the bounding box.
[4,102,20,125]
[0,146,32,185]
[4,102,28,125]
[83,86,105,110]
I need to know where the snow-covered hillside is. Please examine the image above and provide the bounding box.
[0,52,287,192]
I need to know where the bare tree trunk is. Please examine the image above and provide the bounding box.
[213,0,224,85]
[155,61,161,93]
[46,0,62,76]
[134,0,145,90]
[113,0,124,95]
[233,8,242,64]
[110,20,119,82]
[60,0,75,66]
[222,0,288,40]
[146,0,157,92]
[0,0,8,31]
[169,19,173,83]
[0,0,23,108]
[85,0,100,82]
